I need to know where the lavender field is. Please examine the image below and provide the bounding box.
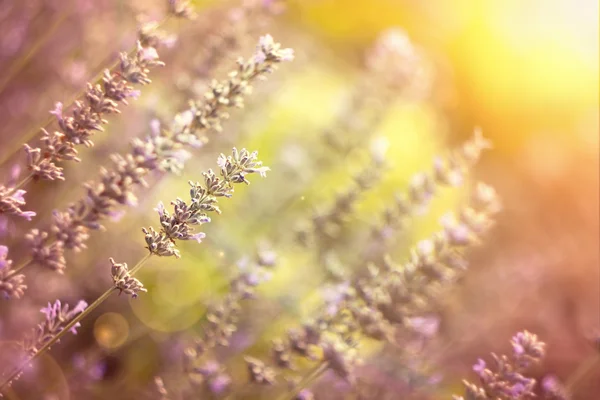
[0,1,598,399]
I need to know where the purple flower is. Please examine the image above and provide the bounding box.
[256,166,270,177]
[140,46,159,62]
[39,299,88,335]
[155,202,165,217]
[149,119,161,136]
[406,315,440,338]
[108,209,126,222]
[73,300,88,314]
[190,232,206,243]
[209,374,231,395]
[49,102,63,119]
[21,211,36,221]
[0,245,8,269]
[40,300,60,320]
[12,189,26,202]
[473,358,486,375]
[127,89,142,100]
[10,164,21,182]
[217,154,228,170]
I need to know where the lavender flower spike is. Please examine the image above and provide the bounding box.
[20,299,88,356]
[454,330,547,400]
[0,186,36,221]
[0,245,27,299]
[144,148,270,258]
[110,258,147,298]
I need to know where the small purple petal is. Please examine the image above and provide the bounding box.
[127,89,141,99]
[12,189,26,202]
[10,164,21,181]
[149,119,161,136]
[49,102,63,119]
[69,321,82,335]
[473,358,486,375]
[108,209,126,222]
[0,245,8,259]
[73,300,88,314]
[154,202,165,217]
[191,232,206,243]
[21,211,36,221]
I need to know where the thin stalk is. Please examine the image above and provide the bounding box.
[0,288,115,392]
[129,252,153,276]
[0,253,152,392]
[0,11,69,95]
[12,174,33,191]
[277,362,329,400]
[4,258,32,281]
[0,14,171,167]
[2,386,18,400]
[564,351,600,393]
[0,55,111,167]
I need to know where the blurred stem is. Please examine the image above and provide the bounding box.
[4,258,32,280]
[3,386,19,400]
[0,53,112,167]
[0,13,171,167]
[564,352,600,393]
[0,11,69,96]
[277,362,329,400]
[0,288,115,392]
[12,174,33,191]
[129,252,153,276]
[0,253,152,393]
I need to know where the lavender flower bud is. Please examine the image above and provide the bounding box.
[21,300,88,356]
[26,229,67,272]
[0,246,27,299]
[0,185,37,221]
[110,258,147,298]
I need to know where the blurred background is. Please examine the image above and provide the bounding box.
[0,0,598,399]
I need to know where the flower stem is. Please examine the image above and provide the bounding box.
[0,287,115,392]
[12,174,33,191]
[0,11,68,96]
[0,14,172,167]
[129,252,152,276]
[4,257,32,280]
[277,362,329,400]
[0,253,152,393]
[565,352,600,393]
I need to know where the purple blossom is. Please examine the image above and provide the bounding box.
[108,209,126,222]
[406,315,440,338]
[9,164,21,182]
[12,189,27,203]
[256,166,270,177]
[155,201,166,217]
[254,50,267,64]
[0,245,8,269]
[49,102,63,119]
[473,358,486,375]
[209,373,231,395]
[149,119,161,136]
[40,299,88,335]
[0,187,37,221]
[191,232,206,243]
